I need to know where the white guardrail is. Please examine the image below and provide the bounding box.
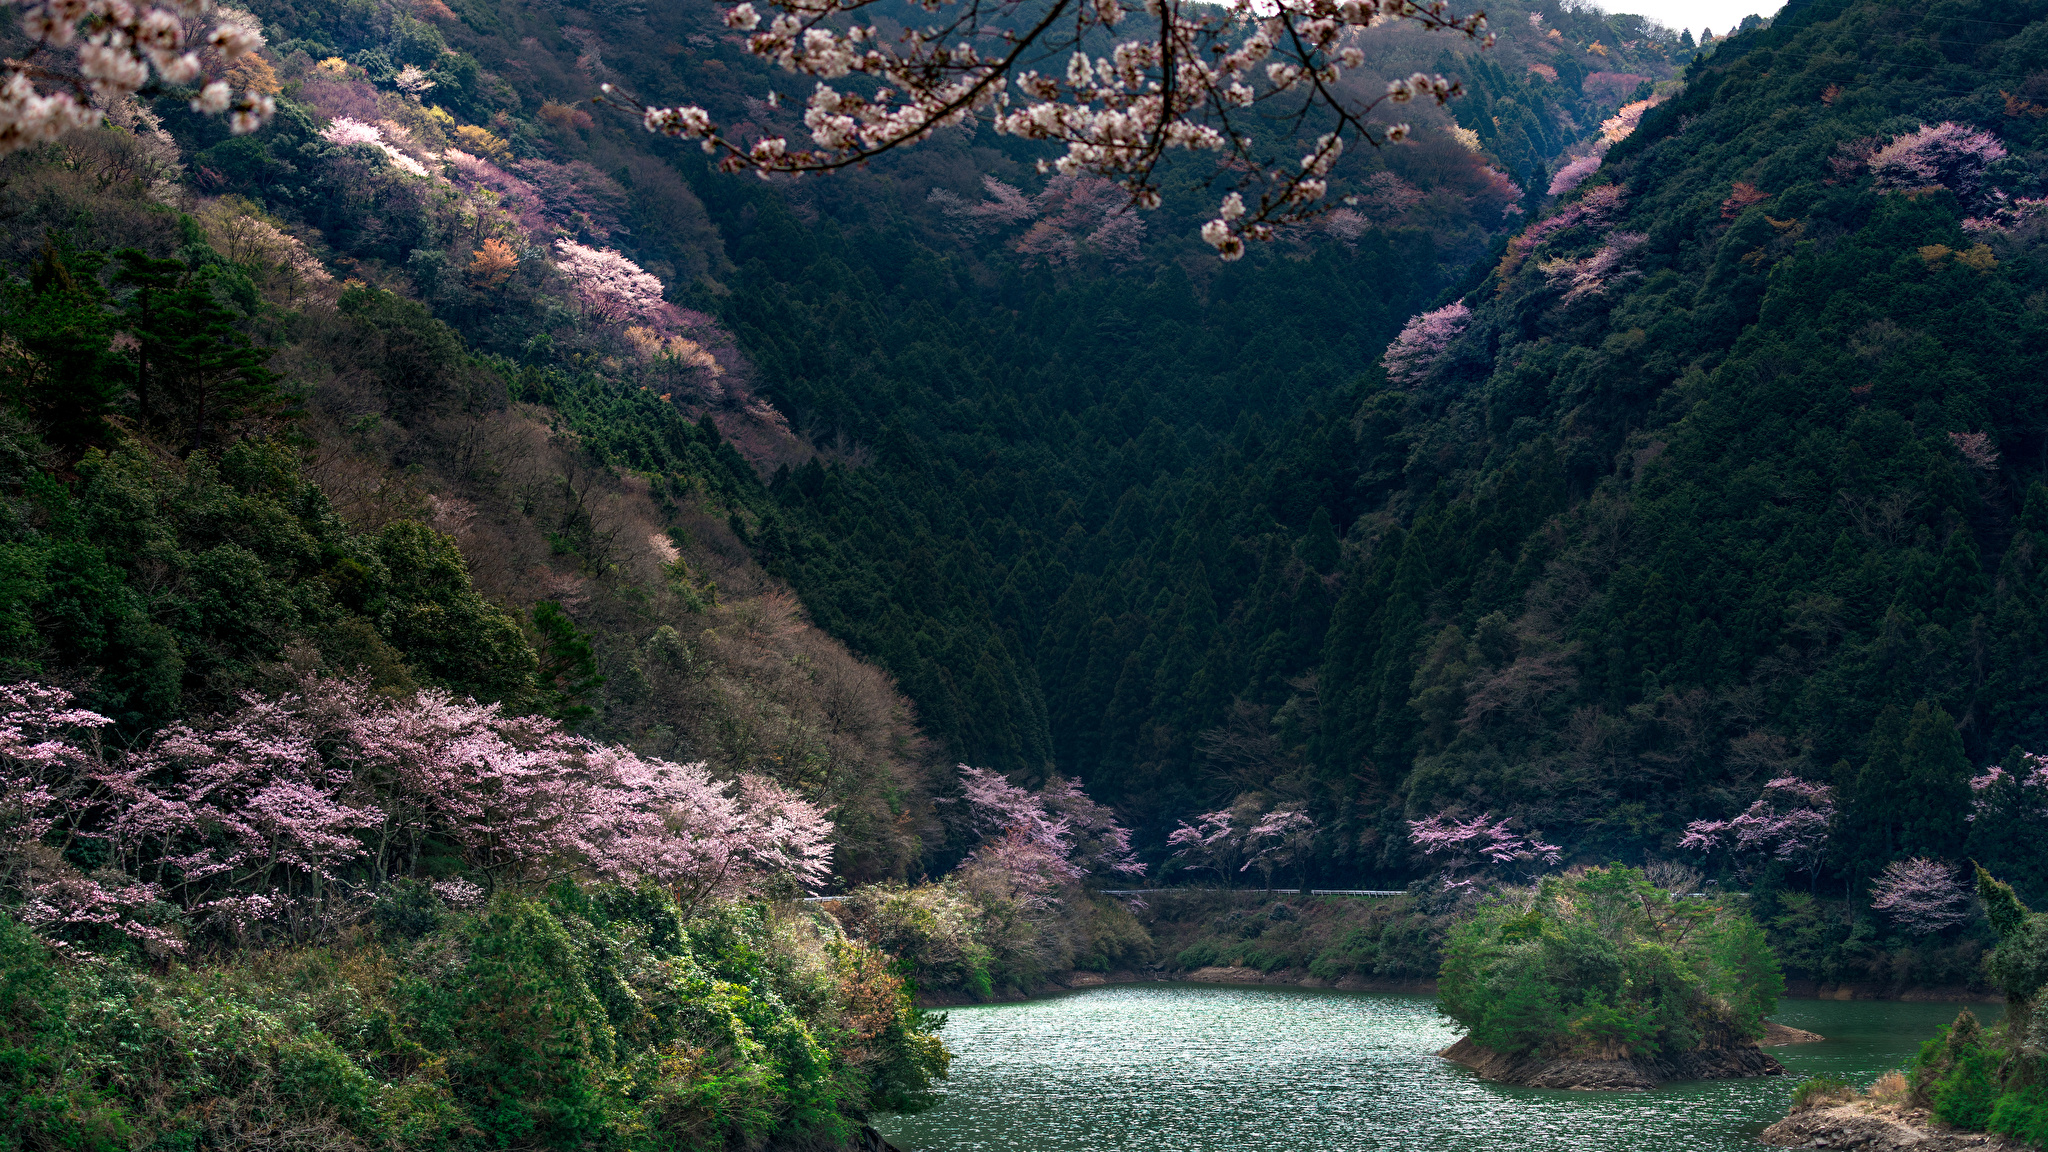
[800,888,1410,902]
[802,888,1741,902]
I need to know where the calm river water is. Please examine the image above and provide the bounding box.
[872,983,1997,1152]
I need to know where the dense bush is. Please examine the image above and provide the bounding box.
[0,888,946,1152]
[1887,870,2048,1148]
[1438,865,1781,1059]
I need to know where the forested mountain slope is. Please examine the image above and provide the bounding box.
[744,0,2048,896]
[38,0,1679,871]
[13,0,2037,906]
[1329,0,2048,891]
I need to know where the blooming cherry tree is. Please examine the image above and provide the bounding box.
[1869,857,1972,935]
[1678,775,1834,889]
[1242,806,1317,889]
[553,239,678,328]
[1405,810,1561,888]
[1381,300,1469,386]
[1547,151,1602,197]
[1166,808,1244,881]
[0,675,838,950]
[952,765,1142,905]
[319,116,430,178]
[607,0,1496,257]
[1867,122,2006,205]
[1,0,274,151]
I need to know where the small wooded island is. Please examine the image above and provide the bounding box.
[1437,865,1789,1090]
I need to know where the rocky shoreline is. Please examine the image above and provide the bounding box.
[1438,1036,1788,1090]
[914,963,1994,1009]
[1783,980,2002,1004]
[1761,1103,2026,1150]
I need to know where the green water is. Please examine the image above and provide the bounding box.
[872,983,1997,1152]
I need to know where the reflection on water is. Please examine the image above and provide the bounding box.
[873,983,1996,1152]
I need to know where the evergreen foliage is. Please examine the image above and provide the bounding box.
[1437,865,1781,1059]
[0,891,946,1152]
[1895,870,2048,1146]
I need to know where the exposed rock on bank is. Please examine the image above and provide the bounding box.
[1438,1036,1786,1090]
[1761,1103,2025,1150]
[1765,1021,1826,1044]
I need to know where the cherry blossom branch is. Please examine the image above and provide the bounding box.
[1,0,276,151]
[604,0,1491,256]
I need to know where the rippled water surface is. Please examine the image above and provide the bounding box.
[872,983,1997,1152]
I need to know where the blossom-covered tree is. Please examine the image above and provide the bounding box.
[1548,152,1603,197]
[1950,430,2000,472]
[318,117,430,177]
[1,0,276,150]
[0,676,836,951]
[932,173,1147,265]
[1538,230,1647,302]
[1164,808,1243,882]
[1497,183,1628,280]
[609,0,1497,257]
[1866,122,2007,207]
[1870,857,1973,935]
[1381,300,1470,386]
[1242,806,1317,890]
[1165,801,1320,889]
[553,240,675,328]
[951,765,1142,907]
[1405,810,1561,888]
[1678,776,1834,889]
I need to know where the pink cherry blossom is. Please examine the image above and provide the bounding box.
[1868,123,2006,204]
[1548,152,1604,197]
[1679,776,1834,886]
[1870,857,1972,935]
[0,676,837,950]
[1383,301,1471,387]
[1406,810,1561,886]
[613,0,1497,255]
[953,765,1142,899]
[553,240,678,329]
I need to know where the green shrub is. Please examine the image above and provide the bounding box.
[0,886,948,1152]
[1931,1046,2001,1130]
[1989,1084,2048,1146]
[1176,940,1223,969]
[1438,866,1780,1060]
[1791,1076,1853,1109]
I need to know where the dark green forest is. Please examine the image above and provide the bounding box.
[10,0,2048,900]
[736,0,2048,901]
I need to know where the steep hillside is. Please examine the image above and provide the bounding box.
[0,0,1667,872]
[1333,0,2048,892]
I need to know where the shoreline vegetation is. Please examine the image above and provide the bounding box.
[909,884,2000,1010]
[1765,869,2048,1149]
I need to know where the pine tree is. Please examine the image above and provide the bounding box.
[533,601,605,729]
[116,251,288,455]
[1297,507,1340,574]
[0,244,128,455]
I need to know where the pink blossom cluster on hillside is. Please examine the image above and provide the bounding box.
[1678,776,1834,886]
[0,677,831,953]
[1166,804,1319,887]
[1869,857,1973,935]
[1867,122,2006,203]
[954,765,1142,908]
[930,174,1146,267]
[1499,184,1631,282]
[1405,811,1560,888]
[1382,301,1471,387]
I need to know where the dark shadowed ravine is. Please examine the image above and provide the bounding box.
[873,984,1995,1152]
